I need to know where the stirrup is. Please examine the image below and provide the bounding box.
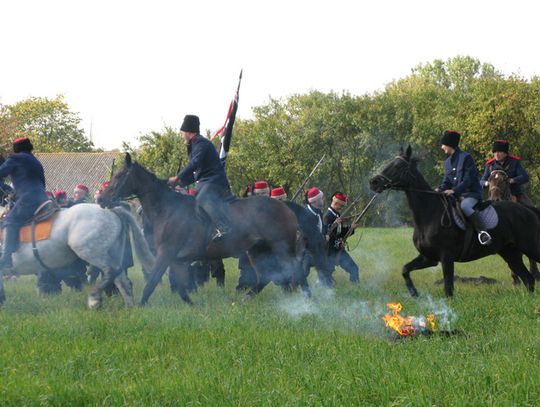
[478,231,492,246]
[211,229,227,242]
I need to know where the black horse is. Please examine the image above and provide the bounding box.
[100,154,305,305]
[369,146,540,297]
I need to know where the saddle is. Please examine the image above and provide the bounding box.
[451,200,499,231]
[1,200,59,243]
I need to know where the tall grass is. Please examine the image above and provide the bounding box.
[0,228,538,406]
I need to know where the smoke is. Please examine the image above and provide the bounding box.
[421,295,458,330]
[275,288,457,335]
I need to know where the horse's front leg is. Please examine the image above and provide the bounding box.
[529,258,540,281]
[113,270,134,307]
[140,255,170,306]
[0,270,5,305]
[402,254,439,297]
[440,257,455,297]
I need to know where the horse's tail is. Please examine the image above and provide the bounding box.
[111,207,155,271]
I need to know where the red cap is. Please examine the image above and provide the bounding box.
[270,187,287,200]
[53,189,67,199]
[74,183,89,193]
[307,187,323,203]
[332,192,348,205]
[254,181,269,189]
[14,137,29,144]
[253,180,270,195]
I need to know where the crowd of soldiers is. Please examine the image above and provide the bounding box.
[0,120,533,294]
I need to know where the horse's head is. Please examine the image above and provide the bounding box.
[100,153,138,208]
[487,169,510,201]
[370,145,417,193]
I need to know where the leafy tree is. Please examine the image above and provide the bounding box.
[0,95,94,154]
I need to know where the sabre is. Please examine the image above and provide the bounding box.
[291,153,326,202]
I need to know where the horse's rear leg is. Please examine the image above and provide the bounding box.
[402,254,438,297]
[88,267,123,309]
[499,248,535,292]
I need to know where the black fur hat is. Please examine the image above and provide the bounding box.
[440,130,461,149]
[13,137,33,153]
[492,139,509,153]
[180,115,200,133]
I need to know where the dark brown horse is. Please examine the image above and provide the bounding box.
[369,146,540,297]
[487,169,540,282]
[100,154,305,305]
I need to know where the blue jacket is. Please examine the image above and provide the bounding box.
[480,155,529,196]
[0,152,48,226]
[177,134,230,189]
[439,148,482,200]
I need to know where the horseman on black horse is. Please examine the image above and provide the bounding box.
[481,139,532,205]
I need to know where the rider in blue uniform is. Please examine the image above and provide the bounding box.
[439,130,491,245]
[0,137,48,271]
[168,115,232,241]
[480,139,531,204]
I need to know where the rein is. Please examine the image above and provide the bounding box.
[375,156,453,227]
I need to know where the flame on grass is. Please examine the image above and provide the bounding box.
[382,302,436,336]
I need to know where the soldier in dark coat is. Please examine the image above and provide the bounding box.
[439,130,491,245]
[66,183,89,207]
[324,192,359,283]
[0,137,48,271]
[480,139,531,204]
[168,115,232,241]
[301,187,327,278]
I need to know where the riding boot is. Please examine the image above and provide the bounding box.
[0,225,20,272]
[468,211,492,246]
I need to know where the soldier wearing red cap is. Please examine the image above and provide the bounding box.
[0,137,48,271]
[270,187,287,201]
[67,183,89,206]
[53,189,68,207]
[480,139,531,204]
[253,181,270,196]
[305,187,325,233]
[324,191,359,283]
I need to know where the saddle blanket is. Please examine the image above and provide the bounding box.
[452,205,498,231]
[1,214,57,243]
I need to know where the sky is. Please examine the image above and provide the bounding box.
[1,0,539,150]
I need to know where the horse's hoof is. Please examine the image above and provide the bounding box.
[409,288,419,297]
[88,293,102,309]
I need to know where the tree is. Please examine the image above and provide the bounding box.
[0,95,94,154]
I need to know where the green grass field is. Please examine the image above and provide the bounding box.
[0,228,539,406]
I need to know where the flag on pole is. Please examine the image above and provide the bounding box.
[212,69,242,166]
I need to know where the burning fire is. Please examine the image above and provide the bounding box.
[382,302,436,336]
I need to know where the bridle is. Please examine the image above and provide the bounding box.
[374,155,452,227]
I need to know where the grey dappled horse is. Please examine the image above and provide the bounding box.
[0,203,154,308]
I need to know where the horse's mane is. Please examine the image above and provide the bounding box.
[131,162,194,205]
